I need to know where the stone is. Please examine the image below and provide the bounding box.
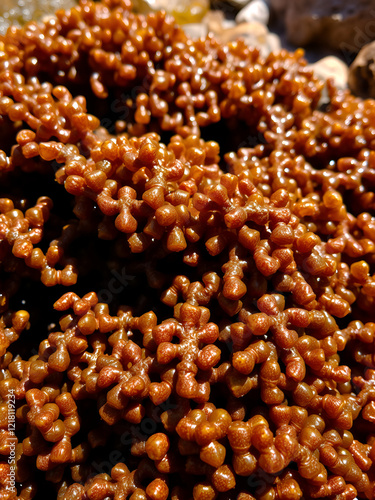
[134,0,210,24]
[182,23,208,39]
[236,0,270,25]
[223,19,238,30]
[269,0,375,56]
[217,21,269,46]
[205,14,281,58]
[208,20,279,57]
[348,41,375,99]
[204,10,237,34]
[308,56,349,90]
[265,32,281,54]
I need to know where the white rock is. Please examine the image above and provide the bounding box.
[204,10,236,36]
[236,0,270,25]
[183,23,208,38]
[308,56,349,90]
[255,32,281,57]
[223,19,237,30]
[218,21,269,46]
[204,8,278,56]
[266,32,281,53]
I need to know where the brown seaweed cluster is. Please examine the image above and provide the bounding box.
[1,0,375,499]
